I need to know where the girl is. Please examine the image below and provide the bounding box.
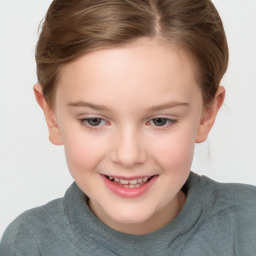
[1,0,256,255]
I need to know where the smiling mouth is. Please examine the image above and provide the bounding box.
[105,175,155,188]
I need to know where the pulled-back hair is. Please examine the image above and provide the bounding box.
[36,0,228,107]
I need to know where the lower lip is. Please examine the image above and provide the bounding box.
[102,175,157,198]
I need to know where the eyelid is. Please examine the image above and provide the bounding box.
[147,116,178,129]
[79,117,109,130]
[78,115,178,131]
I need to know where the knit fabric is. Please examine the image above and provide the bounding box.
[1,172,256,255]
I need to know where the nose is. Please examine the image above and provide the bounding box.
[110,128,147,167]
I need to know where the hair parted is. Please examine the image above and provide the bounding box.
[36,0,228,107]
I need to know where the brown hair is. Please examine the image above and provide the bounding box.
[36,0,228,107]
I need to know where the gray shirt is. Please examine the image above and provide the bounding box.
[1,172,256,255]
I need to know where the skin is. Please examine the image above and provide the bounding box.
[34,38,225,235]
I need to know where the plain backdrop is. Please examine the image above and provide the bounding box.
[0,0,256,238]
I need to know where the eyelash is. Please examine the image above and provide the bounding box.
[79,118,108,130]
[147,117,178,130]
[79,117,178,131]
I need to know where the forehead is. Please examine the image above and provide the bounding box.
[56,38,201,108]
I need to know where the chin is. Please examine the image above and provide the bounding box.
[107,203,157,225]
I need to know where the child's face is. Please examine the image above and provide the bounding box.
[37,38,222,234]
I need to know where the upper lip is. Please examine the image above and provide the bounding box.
[102,174,157,180]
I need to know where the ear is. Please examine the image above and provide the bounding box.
[33,83,63,145]
[196,86,225,143]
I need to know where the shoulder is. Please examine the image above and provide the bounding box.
[191,173,256,254]
[0,197,72,255]
[4,197,66,234]
[183,173,256,254]
[187,172,256,224]
[199,174,256,210]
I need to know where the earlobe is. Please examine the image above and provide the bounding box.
[196,86,225,143]
[33,83,63,145]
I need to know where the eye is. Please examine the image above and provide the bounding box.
[80,118,107,127]
[148,117,177,128]
[151,117,168,126]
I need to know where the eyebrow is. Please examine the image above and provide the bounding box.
[67,101,111,111]
[145,102,190,112]
[67,101,189,112]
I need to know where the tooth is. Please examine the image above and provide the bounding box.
[120,179,129,185]
[129,179,138,185]
[135,184,140,188]
[143,177,149,182]
[124,185,129,188]
[137,178,143,183]
[114,178,120,182]
[109,176,114,180]
[129,184,136,188]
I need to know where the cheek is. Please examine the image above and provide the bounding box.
[61,129,105,176]
[151,127,197,172]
